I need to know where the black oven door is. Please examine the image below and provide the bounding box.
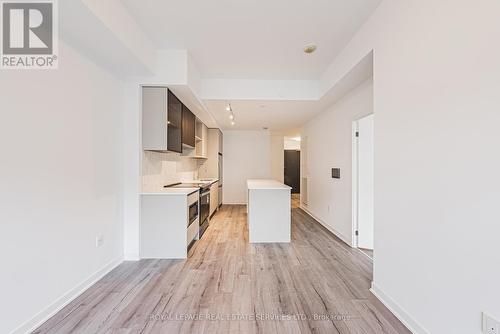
[199,190,210,237]
[188,201,198,226]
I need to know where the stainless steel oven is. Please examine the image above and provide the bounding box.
[199,187,210,237]
[188,200,198,226]
[164,182,211,238]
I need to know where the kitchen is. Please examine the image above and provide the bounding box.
[140,86,293,259]
[140,87,226,258]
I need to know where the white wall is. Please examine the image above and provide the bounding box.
[302,79,373,245]
[223,131,272,204]
[270,132,285,183]
[284,138,301,150]
[312,1,500,333]
[0,42,125,334]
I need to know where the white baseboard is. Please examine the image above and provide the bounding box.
[370,283,429,334]
[10,257,123,334]
[124,252,140,261]
[299,205,353,247]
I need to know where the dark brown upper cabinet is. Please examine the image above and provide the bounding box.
[142,87,182,153]
[182,105,196,148]
[167,90,183,153]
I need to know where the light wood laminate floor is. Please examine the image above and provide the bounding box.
[33,202,410,334]
[359,248,374,260]
[291,193,300,208]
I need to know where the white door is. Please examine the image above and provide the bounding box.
[357,114,374,250]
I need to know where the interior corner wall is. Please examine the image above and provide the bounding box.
[318,1,500,333]
[0,42,125,334]
[270,133,285,183]
[223,130,272,204]
[122,82,141,261]
[301,78,373,245]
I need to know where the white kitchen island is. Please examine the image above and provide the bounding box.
[247,179,292,243]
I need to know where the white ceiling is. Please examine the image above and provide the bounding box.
[121,0,381,79]
[205,52,373,132]
[204,100,318,133]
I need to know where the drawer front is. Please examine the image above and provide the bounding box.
[188,191,199,206]
[187,218,199,243]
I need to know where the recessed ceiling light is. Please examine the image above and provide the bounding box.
[231,120,235,126]
[303,44,317,54]
[229,113,234,120]
[225,103,232,112]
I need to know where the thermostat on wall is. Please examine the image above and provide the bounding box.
[331,168,340,179]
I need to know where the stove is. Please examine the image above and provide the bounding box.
[164,182,211,190]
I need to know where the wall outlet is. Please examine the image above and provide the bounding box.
[483,313,500,334]
[95,235,104,248]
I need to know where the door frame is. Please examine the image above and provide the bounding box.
[351,114,374,249]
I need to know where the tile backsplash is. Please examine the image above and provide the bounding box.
[142,151,200,192]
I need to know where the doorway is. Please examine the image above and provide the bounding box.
[353,114,374,259]
[284,150,300,194]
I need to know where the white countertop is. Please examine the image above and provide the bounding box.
[247,179,292,190]
[141,188,199,196]
[191,178,219,185]
[141,178,219,195]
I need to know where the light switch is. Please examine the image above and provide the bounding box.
[331,168,340,179]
